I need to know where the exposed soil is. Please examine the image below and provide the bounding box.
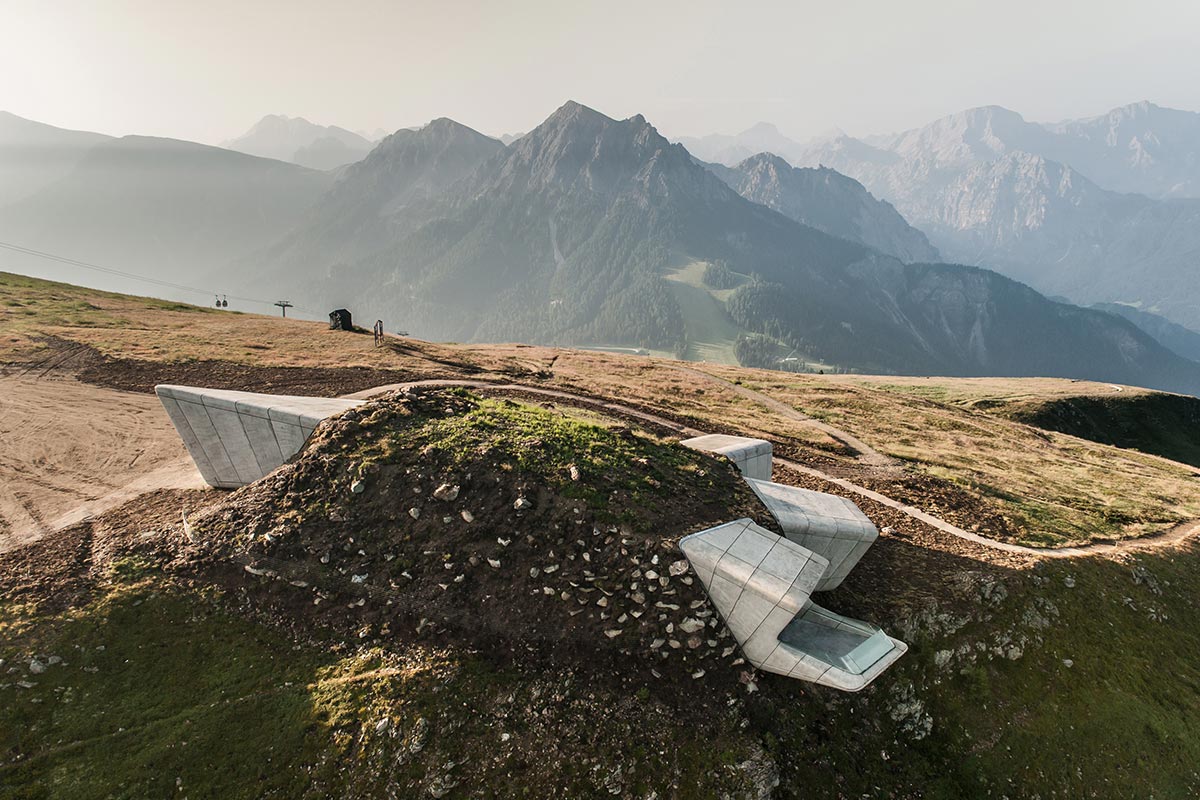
[849,471,1025,544]
[7,335,452,397]
[182,388,783,711]
[0,487,210,610]
[0,375,198,553]
[768,463,1031,615]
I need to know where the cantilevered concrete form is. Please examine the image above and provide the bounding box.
[680,518,906,691]
[155,385,362,489]
[744,478,878,591]
[680,434,773,480]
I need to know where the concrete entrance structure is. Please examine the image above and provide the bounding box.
[155,385,361,489]
[680,518,906,691]
[680,434,773,480]
[743,478,878,591]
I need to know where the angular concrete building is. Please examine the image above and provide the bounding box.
[680,434,773,480]
[680,518,906,691]
[155,385,361,488]
[743,478,878,591]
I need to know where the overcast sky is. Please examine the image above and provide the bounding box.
[2,0,1198,144]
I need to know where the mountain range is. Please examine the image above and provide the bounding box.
[242,101,1200,394]
[0,111,112,208]
[754,103,1200,330]
[1092,303,1200,364]
[220,115,377,170]
[3,103,1200,395]
[677,122,813,169]
[702,153,940,263]
[254,118,506,277]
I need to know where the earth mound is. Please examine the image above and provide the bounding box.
[189,388,779,694]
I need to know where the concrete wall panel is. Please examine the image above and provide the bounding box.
[680,518,906,692]
[155,385,362,489]
[681,434,773,480]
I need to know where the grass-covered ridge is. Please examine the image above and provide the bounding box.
[1005,392,1200,470]
[346,390,726,521]
[678,367,1200,547]
[4,275,1200,797]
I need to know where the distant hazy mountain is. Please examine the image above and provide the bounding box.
[257,118,505,273]
[1046,102,1200,198]
[705,153,939,263]
[0,111,112,208]
[917,152,1200,329]
[250,101,1200,394]
[787,103,1200,329]
[676,122,808,166]
[796,102,1200,202]
[0,136,332,288]
[221,115,374,169]
[1092,303,1200,364]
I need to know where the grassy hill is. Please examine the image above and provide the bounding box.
[663,259,745,363]
[3,273,1200,798]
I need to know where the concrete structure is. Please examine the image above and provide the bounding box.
[680,434,772,480]
[680,518,906,691]
[155,385,362,489]
[744,478,878,591]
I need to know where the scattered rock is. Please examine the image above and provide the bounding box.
[460,510,475,523]
[409,717,429,753]
[433,483,460,501]
[350,479,366,494]
[408,507,421,520]
[514,497,533,511]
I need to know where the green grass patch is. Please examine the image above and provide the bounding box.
[349,392,722,520]
[0,564,765,798]
[0,577,347,798]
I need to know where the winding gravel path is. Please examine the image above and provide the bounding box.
[664,365,897,469]
[351,378,1200,559]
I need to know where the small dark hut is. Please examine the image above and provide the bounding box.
[328,309,353,331]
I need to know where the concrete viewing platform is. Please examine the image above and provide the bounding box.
[153,382,903,692]
[680,434,773,480]
[680,518,906,691]
[743,478,878,591]
[155,385,361,489]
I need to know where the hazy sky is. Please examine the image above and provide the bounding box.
[2,0,1199,144]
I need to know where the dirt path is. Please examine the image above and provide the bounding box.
[9,369,1194,562]
[0,375,208,553]
[355,379,1200,560]
[664,364,898,469]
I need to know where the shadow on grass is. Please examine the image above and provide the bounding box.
[0,573,365,799]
